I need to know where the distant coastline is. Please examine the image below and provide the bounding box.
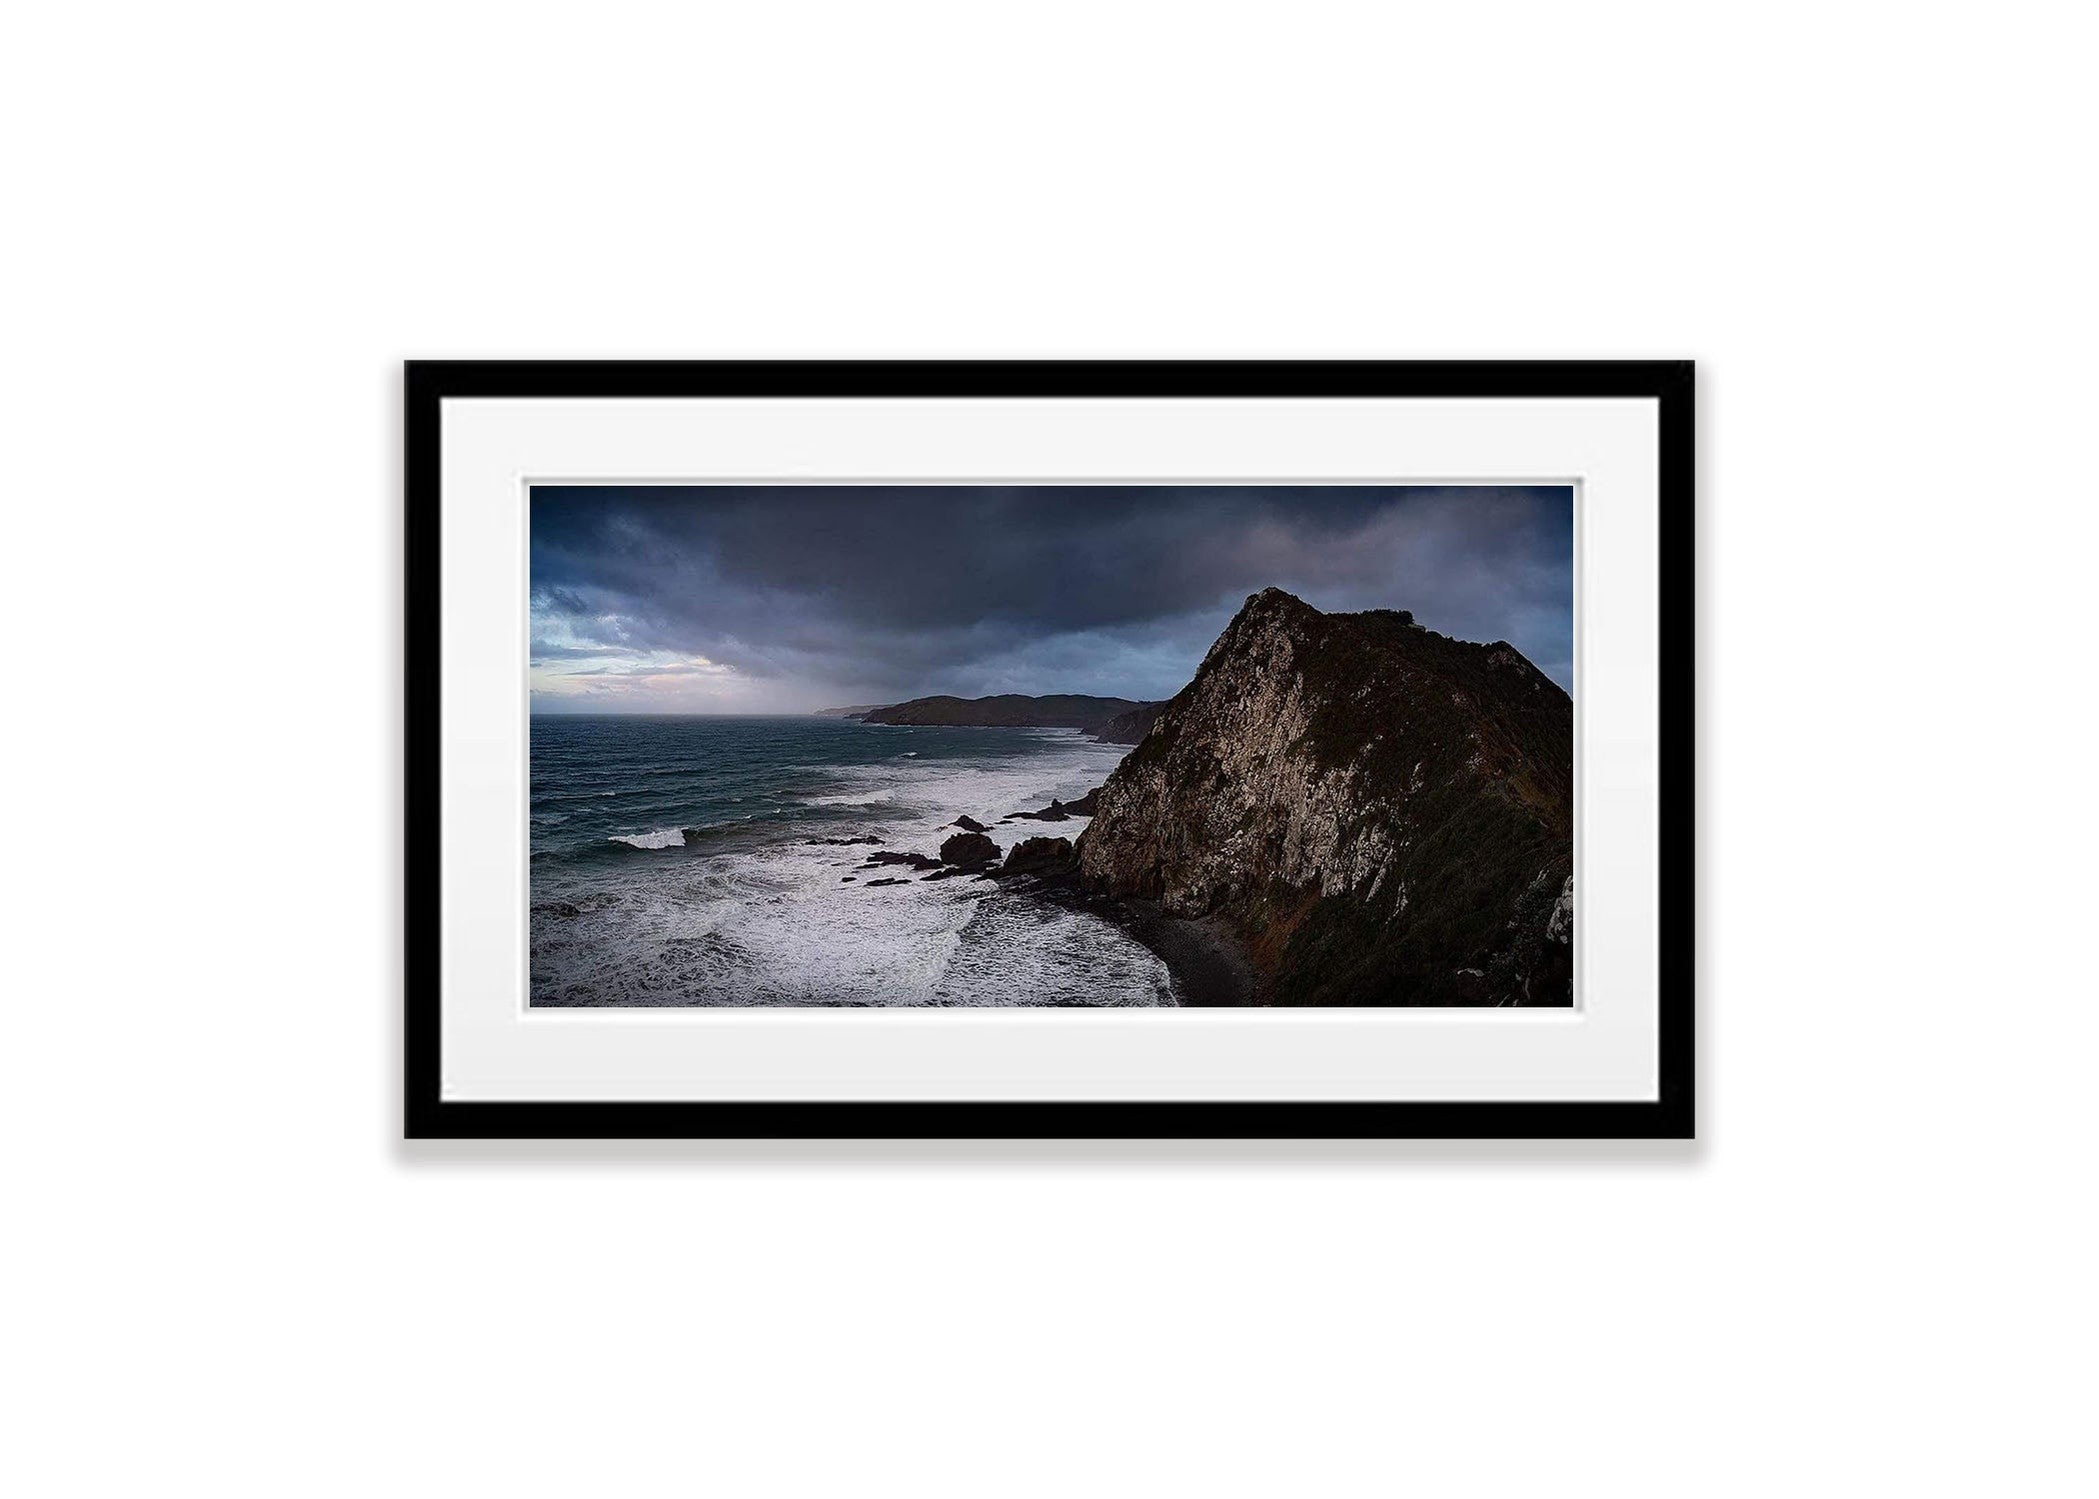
[815,693,1166,745]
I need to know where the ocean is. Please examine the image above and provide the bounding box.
[529,715,1175,1006]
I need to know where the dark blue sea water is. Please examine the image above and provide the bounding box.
[530,715,1173,1006]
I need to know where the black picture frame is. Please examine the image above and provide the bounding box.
[406,360,1694,1139]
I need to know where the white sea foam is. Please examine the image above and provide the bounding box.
[936,896,1174,1006]
[540,731,1170,1006]
[608,827,687,850]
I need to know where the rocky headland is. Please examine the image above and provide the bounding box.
[830,588,1571,1006]
[1074,588,1572,1005]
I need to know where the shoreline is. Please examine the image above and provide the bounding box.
[1118,900,1257,1007]
[1009,880,1257,1007]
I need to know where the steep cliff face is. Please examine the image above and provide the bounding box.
[1090,701,1169,744]
[1076,589,1572,1006]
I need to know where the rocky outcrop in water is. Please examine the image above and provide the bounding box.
[999,836,1077,879]
[863,850,944,872]
[1076,588,1573,1006]
[850,831,1005,884]
[937,832,1001,868]
[1006,786,1102,823]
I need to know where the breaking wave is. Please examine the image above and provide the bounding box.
[608,827,693,850]
[534,719,1169,1006]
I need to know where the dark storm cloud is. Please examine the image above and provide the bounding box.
[529,486,1573,711]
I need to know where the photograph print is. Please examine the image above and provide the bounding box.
[529,483,1574,1009]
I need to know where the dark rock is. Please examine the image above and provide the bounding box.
[805,835,884,846]
[1009,787,1103,822]
[938,831,1001,867]
[999,836,1076,879]
[840,876,855,882]
[949,815,990,833]
[864,850,943,871]
[1090,701,1169,744]
[1077,587,1572,1007]
[864,877,909,887]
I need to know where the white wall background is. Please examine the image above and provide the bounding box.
[6,4,2092,1495]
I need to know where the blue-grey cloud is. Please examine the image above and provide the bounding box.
[530,485,1572,711]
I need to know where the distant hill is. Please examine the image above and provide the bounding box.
[860,694,1159,733]
[812,704,890,719]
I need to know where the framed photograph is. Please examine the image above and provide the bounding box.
[406,361,1693,1138]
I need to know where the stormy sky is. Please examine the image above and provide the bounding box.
[529,485,1573,713]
